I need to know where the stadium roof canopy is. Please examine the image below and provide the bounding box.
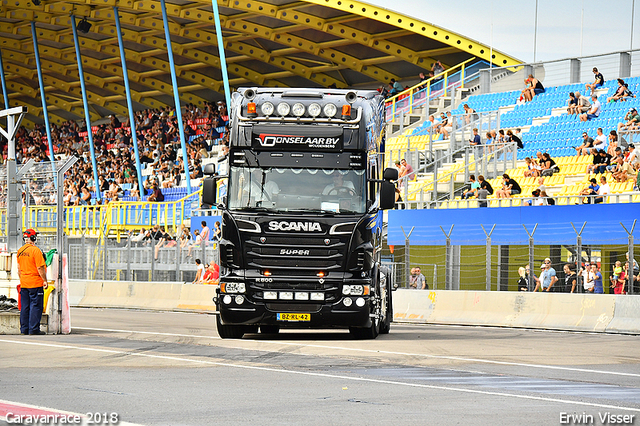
[0,0,520,127]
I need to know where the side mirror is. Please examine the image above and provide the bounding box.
[383,167,399,181]
[202,177,217,206]
[203,163,216,176]
[380,180,396,210]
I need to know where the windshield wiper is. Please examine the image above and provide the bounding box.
[235,206,278,213]
[285,208,336,215]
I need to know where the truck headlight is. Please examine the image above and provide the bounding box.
[294,292,309,300]
[308,103,321,117]
[323,103,337,118]
[310,292,324,301]
[292,103,305,117]
[277,102,290,116]
[223,282,246,293]
[279,292,293,300]
[261,102,274,116]
[264,291,278,300]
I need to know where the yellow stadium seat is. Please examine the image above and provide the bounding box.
[438,201,449,209]
[557,197,568,205]
[489,200,499,207]
[448,200,458,209]
[468,199,479,208]
[458,199,468,208]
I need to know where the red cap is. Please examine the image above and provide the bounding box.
[23,229,37,238]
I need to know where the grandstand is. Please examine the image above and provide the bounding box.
[387,68,640,207]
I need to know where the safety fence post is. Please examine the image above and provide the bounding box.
[620,220,637,295]
[126,239,132,282]
[440,225,454,290]
[523,224,538,289]
[401,226,415,288]
[570,222,587,293]
[481,224,496,291]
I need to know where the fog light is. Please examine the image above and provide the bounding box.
[264,291,278,300]
[235,295,245,305]
[295,292,309,300]
[308,103,321,117]
[292,103,305,117]
[280,292,293,300]
[277,102,290,116]
[223,295,232,305]
[261,102,274,116]
[324,103,337,117]
[355,297,365,307]
[343,297,353,307]
[310,292,324,301]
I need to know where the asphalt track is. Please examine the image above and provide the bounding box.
[1,308,639,426]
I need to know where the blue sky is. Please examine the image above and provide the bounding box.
[366,0,639,63]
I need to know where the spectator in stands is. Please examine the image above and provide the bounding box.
[496,173,521,198]
[425,114,439,130]
[540,153,559,176]
[580,178,600,203]
[579,94,602,122]
[418,72,428,88]
[617,108,640,133]
[477,175,493,207]
[612,155,636,182]
[581,263,595,292]
[469,128,481,151]
[575,132,595,156]
[625,143,638,167]
[592,149,612,174]
[523,157,541,177]
[589,128,607,155]
[179,226,192,249]
[147,183,164,202]
[431,60,444,81]
[202,261,220,284]
[462,174,480,199]
[154,227,174,260]
[523,74,545,102]
[566,92,578,114]
[440,111,453,138]
[438,112,448,136]
[594,175,610,204]
[607,131,619,157]
[607,78,634,103]
[585,67,605,93]
[399,158,416,182]
[388,79,403,96]
[574,91,591,115]
[186,229,201,258]
[463,104,478,124]
[199,220,210,244]
[626,252,639,291]
[541,190,555,205]
[534,262,558,292]
[527,189,544,206]
[506,129,523,149]
[485,131,493,154]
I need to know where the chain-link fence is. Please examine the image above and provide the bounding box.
[67,234,219,283]
[385,240,639,294]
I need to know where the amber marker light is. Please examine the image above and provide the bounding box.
[317,271,325,278]
[263,270,272,276]
[247,102,257,115]
[341,104,351,117]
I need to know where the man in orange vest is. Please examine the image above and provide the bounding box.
[17,229,48,335]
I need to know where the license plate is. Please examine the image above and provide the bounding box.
[277,313,311,322]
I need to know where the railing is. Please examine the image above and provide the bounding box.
[398,142,518,209]
[2,188,204,237]
[385,58,486,122]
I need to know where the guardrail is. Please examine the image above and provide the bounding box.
[385,58,486,122]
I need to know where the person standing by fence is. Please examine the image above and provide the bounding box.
[17,229,48,335]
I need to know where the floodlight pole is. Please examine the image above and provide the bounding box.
[481,224,496,291]
[523,224,538,291]
[400,226,414,288]
[71,15,101,202]
[31,21,58,189]
[620,220,637,295]
[211,0,232,110]
[113,7,145,200]
[440,225,455,290]
[160,0,192,193]
[570,222,587,292]
[0,49,9,109]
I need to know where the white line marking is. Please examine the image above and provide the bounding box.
[0,338,638,413]
[73,326,640,378]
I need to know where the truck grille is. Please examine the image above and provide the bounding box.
[245,235,346,270]
[265,303,322,313]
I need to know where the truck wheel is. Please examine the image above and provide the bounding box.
[379,284,392,335]
[260,325,280,334]
[216,315,246,339]
[349,294,381,339]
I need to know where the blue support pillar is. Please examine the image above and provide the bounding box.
[31,22,57,170]
[0,49,9,109]
[211,0,232,110]
[160,0,192,192]
[71,15,101,202]
[113,7,145,200]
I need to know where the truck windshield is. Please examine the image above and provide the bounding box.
[228,166,366,214]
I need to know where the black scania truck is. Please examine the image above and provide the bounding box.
[202,87,397,339]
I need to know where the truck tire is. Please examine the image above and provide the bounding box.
[216,315,246,339]
[350,280,381,339]
[260,325,280,334]
[379,283,392,334]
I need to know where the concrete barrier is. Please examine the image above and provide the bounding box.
[606,296,640,333]
[71,280,217,312]
[393,289,637,334]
